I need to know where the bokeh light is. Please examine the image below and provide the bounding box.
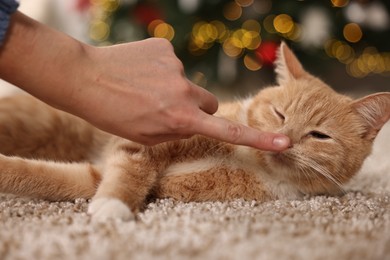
[90,0,390,79]
[273,14,294,34]
[89,20,110,41]
[223,2,242,21]
[244,54,262,71]
[263,14,276,33]
[343,23,363,43]
[147,19,164,36]
[223,37,244,57]
[330,0,350,8]
[153,22,175,41]
[235,0,254,7]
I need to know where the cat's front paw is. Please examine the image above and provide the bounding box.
[88,198,134,221]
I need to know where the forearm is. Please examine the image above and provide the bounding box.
[0,11,93,113]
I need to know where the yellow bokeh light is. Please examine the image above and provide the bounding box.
[324,39,337,57]
[345,46,390,78]
[273,14,294,34]
[263,15,276,33]
[242,30,261,50]
[331,0,349,7]
[91,0,120,12]
[191,21,222,50]
[347,60,366,78]
[335,43,354,63]
[188,40,207,56]
[285,24,302,41]
[383,53,390,72]
[148,19,164,36]
[223,2,242,21]
[242,19,261,33]
[343,23,362,43]
[89,20,110,41]
[223,38,243,57]
[154,23,175,41]
[198,23,218,43]
[211,20,229,42]
[244,54,262,71]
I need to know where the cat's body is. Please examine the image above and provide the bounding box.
[0,43,389,220]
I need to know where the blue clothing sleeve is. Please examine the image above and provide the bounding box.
[0,0,19,45]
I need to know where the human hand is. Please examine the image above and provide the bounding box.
[0,11,289,151]
[76,38,290,151]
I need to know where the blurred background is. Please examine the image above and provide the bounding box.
[5,0,390,99]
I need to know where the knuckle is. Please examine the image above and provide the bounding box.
[165,56,184,71]
[155,56,183,74]
[154,37,172,48]
[179,81,193,95]
[227,123,244,143]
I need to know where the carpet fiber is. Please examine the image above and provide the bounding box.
[0,124,389,260]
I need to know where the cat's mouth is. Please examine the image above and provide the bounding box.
[269,152,294,166]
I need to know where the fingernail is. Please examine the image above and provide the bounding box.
[273,136,290,148]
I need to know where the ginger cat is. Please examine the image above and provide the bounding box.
[0,43,389,221]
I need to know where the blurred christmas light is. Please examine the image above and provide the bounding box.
[190,21,217,50]
[343,23,362,43]
[147,19,164,36]
[211,20,229,43]
[330,0,349,8]
[345,1,390,31]
[285,24,302,42]
[344,2,365,24]
[365,2,390,30]
[197,23,218,43]
[153,22,175,41]
[89,20,110,41]
[253,0,272,14]
[263,14,276,33]
[223,2,242,21]
[242,30,261,50]
[235,0,253,8]
[301,7,330,47]
[243,54,262,71]
[242,19,261,33]
[273,14,294,34]
[90,0,390,79]
[91,0,120,12]
[178,0,200,13]
[223,37,244,57]
[256,41,278,65]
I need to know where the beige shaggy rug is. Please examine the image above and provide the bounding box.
[0,96,389,259]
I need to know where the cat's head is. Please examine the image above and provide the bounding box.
[248,42,390,195]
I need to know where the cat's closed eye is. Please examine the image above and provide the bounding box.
[308,131,331,140]
[273,107,285,121]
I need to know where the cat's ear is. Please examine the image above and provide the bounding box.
[275,42,307,85]
[352,92,390,141]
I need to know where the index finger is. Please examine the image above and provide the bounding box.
[193,113,291,151]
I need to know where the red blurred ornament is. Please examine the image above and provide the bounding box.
[134,4,164,26]
[255,41,279,66]
[75,0,91,12]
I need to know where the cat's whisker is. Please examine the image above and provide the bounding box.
[289,152,346,194]
[306,159,346,194]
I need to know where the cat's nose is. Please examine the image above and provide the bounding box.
[278,129,295,144]
[278,128,298,147]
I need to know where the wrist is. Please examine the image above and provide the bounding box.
[0,11,97,117]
